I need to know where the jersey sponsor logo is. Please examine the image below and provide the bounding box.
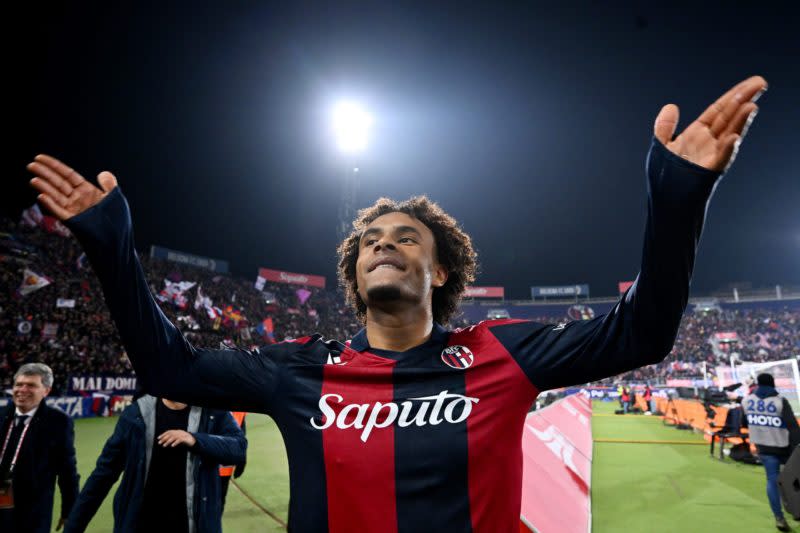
[441,345,474,369]
[310,390,480,442]
[747,413,784,428]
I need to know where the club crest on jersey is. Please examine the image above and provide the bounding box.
[441,345,474,369]
[326,353,347,365]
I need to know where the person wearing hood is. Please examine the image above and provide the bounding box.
[743,373,800,532]
[64,395,246,533]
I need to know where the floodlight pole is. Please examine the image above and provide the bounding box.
[331,101,371,242]
[337,165,359,242]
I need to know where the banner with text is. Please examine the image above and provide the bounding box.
[69,375,138,394]
[464,286,505,298]
[150,245,229,273]
[0,395,132,419]
[256,267,326,289]
[531,284,590,299]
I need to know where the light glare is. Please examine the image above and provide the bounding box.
[333,102,372,153]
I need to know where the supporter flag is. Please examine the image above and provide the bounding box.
[76,253,89,271]
[754,332,772,350]
[17,320,32,336]
[177,315,200,330]
[91,392,110,416]
[156,279,196,309]
[20,204,43,228]
[41,323,59,339]
[194,284,206,310]
[255,318,276,343]
[42,217,72,237]
[18,268,52,296]
[296,288,312,306]
[263,291,276,305]
[56,298,76,308]
[20,204,72,237]
[222,305,245,327]
[194,285,218,319]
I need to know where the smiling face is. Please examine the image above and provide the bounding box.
[13,373,50,413]
[355,212,448,313]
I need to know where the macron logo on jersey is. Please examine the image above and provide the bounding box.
[310,391,480,442]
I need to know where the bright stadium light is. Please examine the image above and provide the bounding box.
[332,101,373,153]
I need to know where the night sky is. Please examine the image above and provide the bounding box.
[5,2,799,299]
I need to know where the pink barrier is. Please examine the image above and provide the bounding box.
[520,393,593,533]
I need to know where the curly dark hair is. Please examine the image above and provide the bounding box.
[337,196,478,325]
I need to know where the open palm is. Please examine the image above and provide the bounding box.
[27,154,118,221]
[654,75,767,172]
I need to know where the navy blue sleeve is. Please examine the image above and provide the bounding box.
[191,411,247,466]
[58,415,80,520]
[64,188,283,413]
[64,411,129,533]
[489,138,722,391]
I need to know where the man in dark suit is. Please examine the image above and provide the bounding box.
[0,363,80,532]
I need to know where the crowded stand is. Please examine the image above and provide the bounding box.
[1,211,360,395]
[2,211,799,395]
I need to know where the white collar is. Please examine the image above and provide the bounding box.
[14,405,39,424]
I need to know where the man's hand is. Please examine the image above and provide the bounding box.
[654,75,767,172]
[56,516,66,530]
[157,429,197,448]
[27,154,118,221]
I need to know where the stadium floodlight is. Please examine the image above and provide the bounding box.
[332,101,372,154]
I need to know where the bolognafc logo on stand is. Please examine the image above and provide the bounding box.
[441,345,474,369]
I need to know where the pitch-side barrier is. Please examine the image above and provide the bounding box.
[520,393,592,533]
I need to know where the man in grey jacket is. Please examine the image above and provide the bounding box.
[743,373,800,532]
[65,395,246,533]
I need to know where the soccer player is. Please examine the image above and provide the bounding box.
[28,76,766,532]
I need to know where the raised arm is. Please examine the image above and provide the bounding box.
[489,76,767,391]
[28,157,281,412]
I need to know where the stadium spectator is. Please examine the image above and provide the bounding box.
[0,363,79,532]
[64,396,246,533]
[2,212,799,395]
[742,373,800,532]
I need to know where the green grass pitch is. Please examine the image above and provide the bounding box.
[52,401,788,531]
